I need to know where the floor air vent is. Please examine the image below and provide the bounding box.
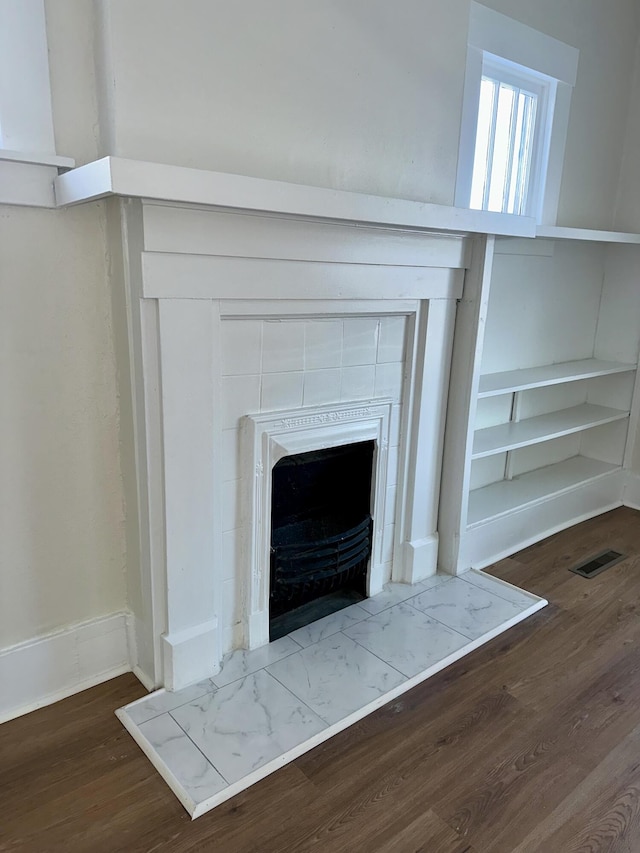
[569,550,626,579]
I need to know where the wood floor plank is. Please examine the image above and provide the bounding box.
[2,507,640,852]
[511,724,640,852]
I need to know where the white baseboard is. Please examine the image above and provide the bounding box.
[0,611,133,724]
[465,470,624,569]
[624,471,640,511]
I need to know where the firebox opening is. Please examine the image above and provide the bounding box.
[269,440,375,642]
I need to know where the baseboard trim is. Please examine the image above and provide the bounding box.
[624,471,640,511]
[0,611,132,724]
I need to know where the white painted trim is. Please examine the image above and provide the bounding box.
[158,299,221,691]
[0,612,132,724]
[141,203,469,268]
[132,665,156,693]
[0,159,57,207]
[469,3,579,85]
[438,236,496,574]
[395,299,457,583]
[140,253,463,302]
[0,149,74,169]
[465,470,624,569]
[536,225,640,244]
[54,156,536,237]
[624,471,640,510]
[243,400,393,648]
[400,535,440,582]
[458,4,578,226]
[162,621,220,692]
[0,0,57,152]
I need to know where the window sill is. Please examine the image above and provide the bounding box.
[0,150,75,208]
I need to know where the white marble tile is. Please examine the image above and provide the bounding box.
[344,602,469,678]
[359,576,452,616]
[461,570,538,609]
[410,577,523,640]
[171,670,326,783]
[266,633,405,724]
[212,635,301,688]
[126,680,217,725]
[138,713,228,800]
[287,603,370,648]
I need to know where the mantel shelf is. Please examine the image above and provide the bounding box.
[536,225,640,244]
[54,156,536,237]
[478,359,636,398]
[472,403,629,460]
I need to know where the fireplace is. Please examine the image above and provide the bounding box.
[243,399,393,649]
[269,440,374,640]
[110,193,467,691]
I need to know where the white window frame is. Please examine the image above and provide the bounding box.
[0,0,74,207]
[456,3,579,225]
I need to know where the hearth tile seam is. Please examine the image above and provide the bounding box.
[211,636,304,690]
[168,669,330,782]
[268,619,408,726]
[165,708,234,787]
[124,679,219,726]
[358,575,455,617]
[463,568,543,607]
[407,576,525,641]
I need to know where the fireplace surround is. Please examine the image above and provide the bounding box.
[103,180,480,691]
[244,400,393,647]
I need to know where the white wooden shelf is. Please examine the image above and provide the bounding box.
[536,225,640,244]
[478,359,636,399]
[472,404,629,460]
[54,157,535,237]
[467,456,620,527]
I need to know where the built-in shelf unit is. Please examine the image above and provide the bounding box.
[440,230,640,572]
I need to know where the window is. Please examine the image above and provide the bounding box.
[456,4,579,224]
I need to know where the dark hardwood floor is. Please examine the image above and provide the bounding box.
[3,506,640,852]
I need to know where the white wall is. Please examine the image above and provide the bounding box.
[96,0,639,228]
[615,36,640,233]
[0,0,127,653]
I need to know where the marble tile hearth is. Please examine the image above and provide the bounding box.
[117,570,546,819]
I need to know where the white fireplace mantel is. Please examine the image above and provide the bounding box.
[76,160,501,693]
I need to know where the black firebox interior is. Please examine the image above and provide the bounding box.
[269,440,375,641]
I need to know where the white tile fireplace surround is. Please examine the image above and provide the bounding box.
[116,197,483,693]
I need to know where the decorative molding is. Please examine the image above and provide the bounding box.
[242,400,393,648]
[0,612,132,724]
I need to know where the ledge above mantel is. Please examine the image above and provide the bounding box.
[54,156,536,238]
